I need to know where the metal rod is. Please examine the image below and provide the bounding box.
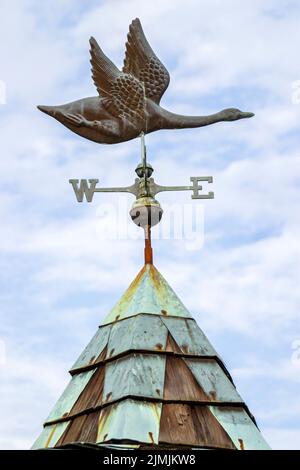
[140,131,146,168]
[93,187,136,194]
[140,131,150,197]
[144,224,153,265]
[154,185,193,193]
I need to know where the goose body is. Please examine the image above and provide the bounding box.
[38,18,254,145]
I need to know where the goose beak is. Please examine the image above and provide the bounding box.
[241,111,255,118]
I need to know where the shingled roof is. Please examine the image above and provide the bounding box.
[32,264,270,450]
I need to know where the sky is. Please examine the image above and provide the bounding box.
[0,0,300,450]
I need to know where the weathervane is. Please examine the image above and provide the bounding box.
[38,18,254,264]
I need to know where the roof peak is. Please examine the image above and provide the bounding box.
[101,264,191,325]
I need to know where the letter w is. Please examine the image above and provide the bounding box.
[69,179,99,202]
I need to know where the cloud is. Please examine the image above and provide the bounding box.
[0,344,69,450]
[263,428,300,451]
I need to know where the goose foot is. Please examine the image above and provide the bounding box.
[64,113,87,127]
[63,113,120,137]
[89,120,120,137]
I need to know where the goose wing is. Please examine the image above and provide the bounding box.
[123,18,170,104]
[90,36,145,121]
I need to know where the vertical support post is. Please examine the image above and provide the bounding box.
[140,131,149,197]
[144,224,153,265]
[140,131,146,168]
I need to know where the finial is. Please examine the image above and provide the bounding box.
[69,133,214,265]
[130,133,162,265]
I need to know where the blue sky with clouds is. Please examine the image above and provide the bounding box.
[0,0,300,449]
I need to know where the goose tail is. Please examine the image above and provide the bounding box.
[37,104,57,117]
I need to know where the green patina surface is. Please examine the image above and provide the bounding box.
[71,324,111,371]
[209,407,271,450]
[32,422,69,449]
[184,358,243,403]
[97,399,162,445]
[103,353,166,404]
[102,264,191,325]
[45,369,96,423]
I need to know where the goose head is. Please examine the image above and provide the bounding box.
[219,108,255,121]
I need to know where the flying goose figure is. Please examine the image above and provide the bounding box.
[37,18,254,145]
